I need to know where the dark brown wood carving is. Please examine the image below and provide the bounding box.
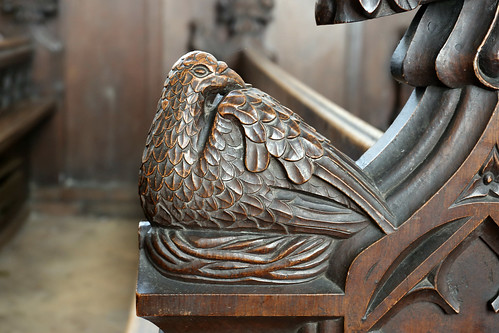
[136,0,499,332]
[138,51,392,284]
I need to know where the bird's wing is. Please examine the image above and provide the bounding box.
[218,88,324,183]
[217,88,395,235]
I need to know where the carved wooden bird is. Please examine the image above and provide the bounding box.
[139,51,392,238]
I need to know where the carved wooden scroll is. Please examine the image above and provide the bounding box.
[136,0,498,331]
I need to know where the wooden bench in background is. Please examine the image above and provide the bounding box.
[0,36,55,246]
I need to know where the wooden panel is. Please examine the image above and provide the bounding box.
[0,13,56,243]
[29,15,65,185]
[60,0,162,183]
[145,0,165,119]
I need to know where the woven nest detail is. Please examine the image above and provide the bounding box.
[144,227,335,284]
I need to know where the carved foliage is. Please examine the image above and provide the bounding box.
[316,0,498,89]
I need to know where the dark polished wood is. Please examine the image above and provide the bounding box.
[60,0,163,184]
[137,0,499,332]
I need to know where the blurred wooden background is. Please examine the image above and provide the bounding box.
[2,0,414,191]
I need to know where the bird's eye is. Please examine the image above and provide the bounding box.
[192,65,210,78]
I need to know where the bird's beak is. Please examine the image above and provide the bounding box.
[213,61,245,92]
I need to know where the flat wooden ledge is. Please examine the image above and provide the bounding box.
[0,36,33,68]
[0,99,56,154]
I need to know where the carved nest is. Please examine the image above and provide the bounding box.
[144,227,335,284]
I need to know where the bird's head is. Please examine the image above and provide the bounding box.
[165,51,245,111]
[160,51,246,151]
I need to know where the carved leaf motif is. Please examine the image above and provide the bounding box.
[435,0,498,88]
